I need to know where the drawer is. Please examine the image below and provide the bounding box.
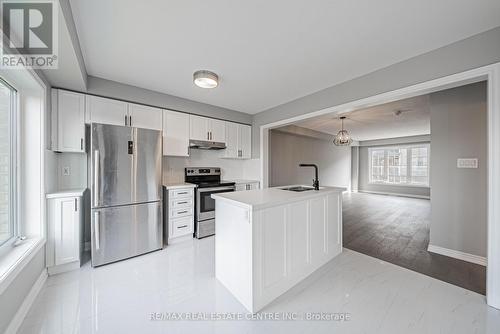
[170,216,193,238]
[170,188,194,199]
[169,207,193,219]
[170,197,193,209]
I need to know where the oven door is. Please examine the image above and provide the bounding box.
[196,186,235,221]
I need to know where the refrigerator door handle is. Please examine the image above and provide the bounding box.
[94,211,100,250]
[94,150,100,207]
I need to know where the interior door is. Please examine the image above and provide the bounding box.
[133,127,162,203]
[91,201,162,267]
[92,124,133,208]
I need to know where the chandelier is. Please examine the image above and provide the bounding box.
[333,116,353,146]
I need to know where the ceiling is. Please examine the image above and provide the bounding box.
[69,0,500,114]
[293,95,431,141]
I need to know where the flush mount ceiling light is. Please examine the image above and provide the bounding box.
[333,116,353,146]
[193,70,219,89]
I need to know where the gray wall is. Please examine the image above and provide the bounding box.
[269,129,351,188]
[85,76,252,125]
[357,135,431,198]
[252,26,500,158]
[429,82,487,257]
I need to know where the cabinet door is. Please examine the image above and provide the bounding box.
[239,124,252,159]
[87,95,128,126]
[235,184,247,191]
[54,197,80,265]
[210,119,226,143]
[224,122,239,158]
[163,110,189,156]
[190,115,209,141]
[56,90,85,152]
[129,103,162,130]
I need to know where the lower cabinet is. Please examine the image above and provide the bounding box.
[235,181,260,191]
[167,186,195,242]
[46,191,85,275]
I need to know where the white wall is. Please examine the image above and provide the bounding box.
[430,81,487,257]
[269,129,351,188]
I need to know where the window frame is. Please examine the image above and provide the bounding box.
[368,143,430,187]
[0,77,19,251]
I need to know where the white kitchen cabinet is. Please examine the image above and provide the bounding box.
[87,95,129,126]
[189,115,226,142]
[46,190,85,275]
[166,185,195,242]
[128,103,163,130]
[210,119,226,142]
[222,123,252,159]
[163,110,189,156]
[51,89,86,153]
[235,180,260,191]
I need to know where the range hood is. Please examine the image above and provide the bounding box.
[189,139,226,150]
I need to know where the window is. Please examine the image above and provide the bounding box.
[0,78,17,247]
[369,144,430,186]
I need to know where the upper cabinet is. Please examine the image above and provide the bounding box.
[128,103,162,130]
[87,95,128,126]
[87,96,162,130]
[222,123,252,159]
[189,115,226,143]
[52,89,86,153]
[163,110,189,157]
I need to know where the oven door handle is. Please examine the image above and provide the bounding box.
[197,186,235,192]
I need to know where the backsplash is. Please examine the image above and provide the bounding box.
[163,149,260,183]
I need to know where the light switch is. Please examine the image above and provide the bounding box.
[63,166,71,176]
[457,158,478,169]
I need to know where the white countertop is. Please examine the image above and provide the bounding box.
[212,185,346,210]
[46,188,87,199]
[163,182,197,190]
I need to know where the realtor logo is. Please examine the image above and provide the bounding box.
[1,0,58,69]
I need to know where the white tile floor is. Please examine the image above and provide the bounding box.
[18,237,500,334]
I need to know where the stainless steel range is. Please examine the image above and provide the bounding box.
[185,167,235,238]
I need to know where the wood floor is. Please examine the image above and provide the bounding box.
[342,192,486,295]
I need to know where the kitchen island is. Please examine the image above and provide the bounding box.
[212,185,346,312]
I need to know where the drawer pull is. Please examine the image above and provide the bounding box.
[177,225,188,229]
[177,201,188,204]
[177,192,188,195]
[177,210,188,214]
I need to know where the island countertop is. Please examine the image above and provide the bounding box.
[211,185,346,210]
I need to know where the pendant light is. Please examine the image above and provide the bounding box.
[333,116,353,146]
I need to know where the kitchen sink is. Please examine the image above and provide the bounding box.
[280,186,315,192]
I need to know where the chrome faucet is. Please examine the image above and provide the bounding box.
[299,164,319,190]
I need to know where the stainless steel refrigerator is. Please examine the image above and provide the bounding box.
[90,123,162,267]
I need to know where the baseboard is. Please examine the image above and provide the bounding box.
[358,190,430,199]
[5,268,47,334]
[47,261,80,276]
[427,244,487,266]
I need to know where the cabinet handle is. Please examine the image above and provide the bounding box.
[177,191,188,195]
[74,198,77,211]
[177,210,188,214]
[94,212,100,250]
[129,115,132,126]
[80,138,83,150]
[178,201,188,204]
[125,114,128,126]
[177,225,188,229]
[207,132,209,140]
[210,131,213,140]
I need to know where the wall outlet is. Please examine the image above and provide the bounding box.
[62,166,71,176]
[457,158,478,169]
